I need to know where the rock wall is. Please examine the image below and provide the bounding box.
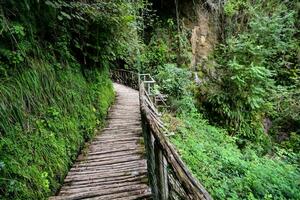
[181,1,219,71]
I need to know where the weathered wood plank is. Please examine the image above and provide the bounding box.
[76,149,144,161]
[70,160,146,172]
[64,173,147,187]
[83,188,152,200]
[60,180,148,195]
[86,147,145,156]
[61,174,148,190]
[75,154,143,165]
[66,166,147,177]
[58,184,150,200]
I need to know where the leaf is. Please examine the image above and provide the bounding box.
[60,11,71,20]
[45,0,56,8]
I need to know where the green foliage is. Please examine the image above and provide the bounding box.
[156,64,191,97]
[0,0,142,199]
[205,50,274,139]
[140,38,170,73]
[199,0,299,142]
[167,114,300,200]
[154,64,197,113]
[139,17,194,113]
[139,18,191,73]
[224,0,248,17]
[0,61,114,199]
[270,84,300,151]
[0,0,142,77]
[145,1,300,199]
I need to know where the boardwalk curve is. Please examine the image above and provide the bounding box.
[50,83,152,200]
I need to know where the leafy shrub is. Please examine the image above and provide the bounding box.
[156,64,192,97]
[224,0,248,17]
[1,0,142,77]
[139,18,191,73]
[140,36,173,73]
[205,48,275,139]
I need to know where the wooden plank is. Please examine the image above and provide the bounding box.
[76,149,144,161]
[87,147,145,156]
[58,184,150,200]
[61,174,148,190]
[92,137,141,144]
[75,154,143,165]
[64,170,147,183]
[102,127,142,131]
[63,173,147,187]
[88,144,141,152]
[66,166,147,177]
[60,180,147,195]
[74,156,143,168]
[70,160,146,173]
[94,133,141,140]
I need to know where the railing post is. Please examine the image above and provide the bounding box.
[147,82,151,95]
[163,155,169,199]
[141,112,159,199]
[154,140,169,200]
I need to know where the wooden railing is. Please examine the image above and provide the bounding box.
[110,69,139,90]
[111,69,212,200]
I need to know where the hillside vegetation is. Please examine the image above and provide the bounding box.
[141,0,300,199]
[0,0,299,199]
[0,0,141,199]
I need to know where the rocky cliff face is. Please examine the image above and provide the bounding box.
[190,11,217,69]
[175,0,223,86]
[180,1,221,71]
[150,0,222,74]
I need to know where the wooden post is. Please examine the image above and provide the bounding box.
[147,82,151,95]
[151,133,159,199]
[154,140,169,200]
[162,155,169,199]
[141,112,159,199]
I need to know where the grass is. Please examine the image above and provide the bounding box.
[0,59,114,199]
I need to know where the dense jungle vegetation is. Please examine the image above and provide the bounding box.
[0,0,299,199]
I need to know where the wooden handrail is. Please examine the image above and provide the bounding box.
[110,69,139,90]
[111,69,212,200]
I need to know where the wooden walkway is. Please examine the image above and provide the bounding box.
[50,83,152,200]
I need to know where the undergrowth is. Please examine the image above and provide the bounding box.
[0,60,114,199]
[166,112,300,200]
[0,0,141,198]
[143,5,300,198]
